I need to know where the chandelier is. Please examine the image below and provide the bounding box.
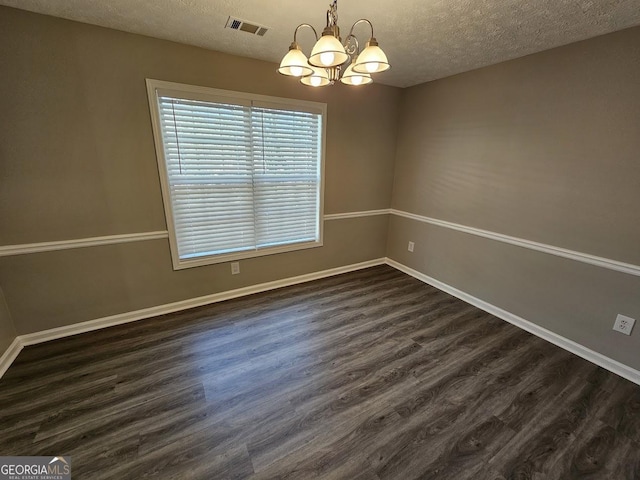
[278,0,390,87]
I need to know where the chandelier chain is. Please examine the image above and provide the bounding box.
[327,0,338,28]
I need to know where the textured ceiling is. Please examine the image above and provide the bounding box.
[2,0,640,87]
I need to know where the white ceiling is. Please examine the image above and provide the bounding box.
[3,0,640,88]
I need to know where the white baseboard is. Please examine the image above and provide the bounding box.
[4,256,639,387]
[0,337,23,378]
[385,258,640,386]
[18,258,386,347]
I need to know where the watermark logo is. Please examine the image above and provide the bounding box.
[0,456,71,480]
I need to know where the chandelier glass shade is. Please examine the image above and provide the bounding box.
[340,64,372,86]
[309,34,349,68]
[278,0,390,87]
[277,44,315,77]
[300,65,331,87]
[352,39,390,74]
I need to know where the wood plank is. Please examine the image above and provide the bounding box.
[0,265,638,479]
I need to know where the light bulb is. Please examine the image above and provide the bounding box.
[290,65,303,77]
[310,76,321,87]
[351,75,363,86]
[366,62,379,73]
[320,51,335,66]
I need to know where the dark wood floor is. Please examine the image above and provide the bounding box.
[1,265,639,479]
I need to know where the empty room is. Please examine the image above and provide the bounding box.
[1,1,639,478]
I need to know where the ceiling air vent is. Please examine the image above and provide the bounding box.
[225,17,269,37]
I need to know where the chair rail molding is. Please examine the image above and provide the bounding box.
[0,231,170,257]
[0,211,390,257]
[390,209,640,277]
[323,209,391,221]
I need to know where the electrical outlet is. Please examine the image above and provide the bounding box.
[408,241,415,252]
[613,314,635,336]
[231,262,240,275]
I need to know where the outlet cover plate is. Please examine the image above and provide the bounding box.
[408,241,415,252]
[613,314,635,335]
[231,262,240,275]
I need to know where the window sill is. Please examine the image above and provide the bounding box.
[171,240,323,270]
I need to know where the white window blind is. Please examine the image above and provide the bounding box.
[146,80,325,269]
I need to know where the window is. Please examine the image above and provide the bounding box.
[146,79,325,269]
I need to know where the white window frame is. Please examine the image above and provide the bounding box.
[146,79,326,270]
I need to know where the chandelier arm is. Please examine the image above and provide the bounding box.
[343,34,360,60]
[293,23,319,45]
[346,19,374,42]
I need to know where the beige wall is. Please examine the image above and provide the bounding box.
[0,7,399,334]
[0,285,17,355]
[2,5,638,374]
[388,27,640,370]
